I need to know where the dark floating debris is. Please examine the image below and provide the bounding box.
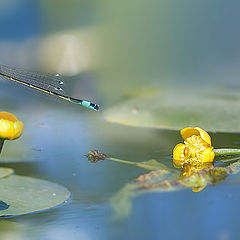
[87,150,107,163]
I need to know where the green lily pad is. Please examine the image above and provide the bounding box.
[0,168,14,178]
[104,89,240,132]
[0,175,70,217]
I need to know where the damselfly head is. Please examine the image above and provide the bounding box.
[58,80,64,85]
[90,103,100,111]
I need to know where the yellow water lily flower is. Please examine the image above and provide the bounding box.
[173,127,215,164]
[0,112,24,140]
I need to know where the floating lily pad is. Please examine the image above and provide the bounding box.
[0,168,14,178]
[104,89,240,132]
[0,175,70,217]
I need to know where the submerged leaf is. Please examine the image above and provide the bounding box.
[134,169,169,183]
[111,183,138,219]
[0,175,70,217]
[111,169,178,219]
[180,167,227,188]
[104,90,240,132]
[111,162,235,219]
[110,158,176,171]
[225,160,240,174]
[132,159,174,171]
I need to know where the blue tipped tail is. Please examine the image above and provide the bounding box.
[69,97,99,111]
[81,100,99,111]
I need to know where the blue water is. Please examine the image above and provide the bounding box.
[0,95,239,240]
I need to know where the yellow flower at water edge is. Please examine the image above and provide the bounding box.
[173,127,215,163]
[0,112,24,140]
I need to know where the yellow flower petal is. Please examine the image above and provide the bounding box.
[201,147,215,163]
[173,143,186,161]
[181,127,212,145]
[0,112,18,122]
[0,112,24,140]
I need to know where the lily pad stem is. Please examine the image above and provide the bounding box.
[107,157,141,167]
[0,139,4,155]
[214,148,240,156]
[106,157,172,171]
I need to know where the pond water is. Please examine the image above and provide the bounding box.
[1,84,240,240]
[1,1,240,239]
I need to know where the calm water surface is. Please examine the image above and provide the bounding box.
[0,84,240,240]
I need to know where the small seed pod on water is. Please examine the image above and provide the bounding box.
[87,150,107,163]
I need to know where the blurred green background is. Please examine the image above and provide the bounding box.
[1,0,240,104]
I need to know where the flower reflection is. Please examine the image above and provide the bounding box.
[173,160,213,192]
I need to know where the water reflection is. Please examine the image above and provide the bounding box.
[174,161,213,192]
